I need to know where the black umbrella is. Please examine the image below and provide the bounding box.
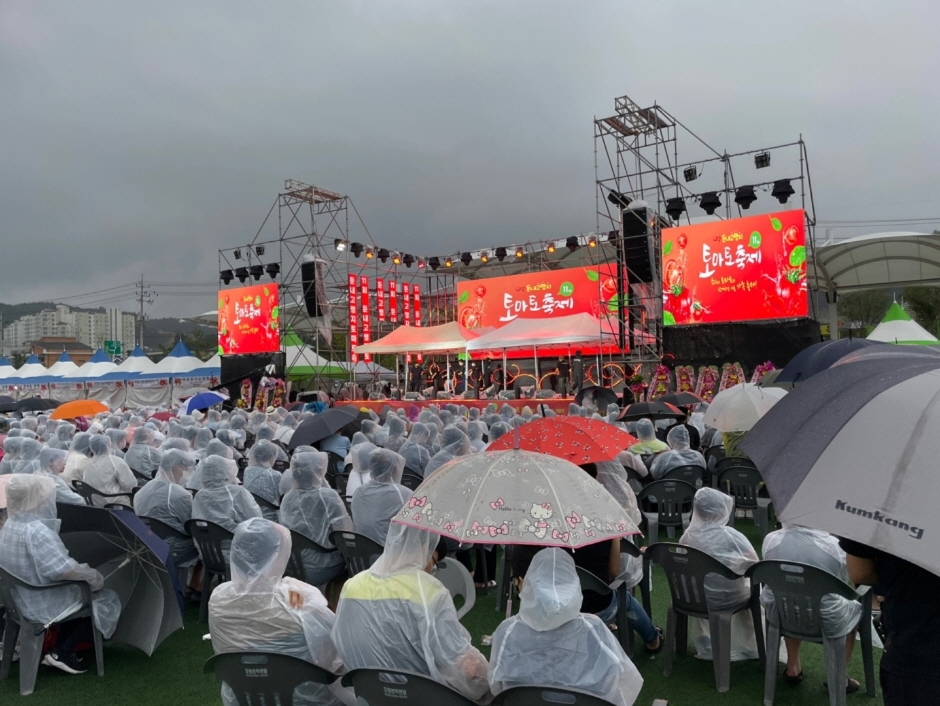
[15,397,60,412]
[775,338,877,387]
[574,385,620,413]
[655,391,704,407]
[0,396,17,413]
[617,400,685,422]
[340,410,370,439]
[288,406,360,450]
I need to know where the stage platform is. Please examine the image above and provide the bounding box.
[346,397,576,416]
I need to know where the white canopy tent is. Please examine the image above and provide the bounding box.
[46,352,79,377]
[867,301,939,345]
[10,355,48,380]
[466,313,618,352]
[115,345,157,374]
[149,341,203,375]
[356,321,488,355]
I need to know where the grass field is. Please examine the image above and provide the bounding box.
[0,521,882,705]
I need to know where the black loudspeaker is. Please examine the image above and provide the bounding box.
[301,260,323,317]
[621,207,654,283]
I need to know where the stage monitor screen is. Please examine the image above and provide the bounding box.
[217,283,280,355]
[661,208,808,326]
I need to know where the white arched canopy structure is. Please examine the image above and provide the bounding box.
[814,231,940,340]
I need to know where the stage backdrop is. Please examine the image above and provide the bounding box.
[661,209,808,326]
[217,283,280,355]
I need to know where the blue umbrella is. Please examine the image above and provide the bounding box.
[183,390,228,415]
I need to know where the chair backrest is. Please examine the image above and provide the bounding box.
[747,560,859,642]
[325,452,345,479]
[284,529,336,581]
[646,543,740,618]
[401,469,424,491]
[434,557,476,619]
[140,515,191,541]
[185,519,234,577]
[639,454,655,471]
[716,466,765,510]
[334,472,350,498]
[249,492,280,513]
[128,466,152,484]
[69,479,96,506]
[204,651,335,706]
[273,459,290,472]
[0,566,89,627]
[342,668,479,706]
[70,479,133,507]
[330,530,383,577]
[576,566,612,598]
[494,685,618,706]
[637,479,696,527]
[714,456,756,474]
[662,465,705,486]
[704,445,725,471]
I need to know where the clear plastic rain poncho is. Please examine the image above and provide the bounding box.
[649,426,706,480]
[689,403,708,437]
[346,440,376,499]
[255,424,289,461]
[332,523,491,703]
[187,441,234,491]
[278,452,351,586]
[0,475,122,637]
[161,438,192,453]
[596,461,644,589]
[124,427,163,478]
[61,432,92,486]
[105,428,128,457]
[83,435,137,507]
[38,447,84,505]
[398,423,431,474]
[52,422,75,450]
[425,422,441,455]
[192,455,263,533]
[14,439,43,475]
[360,419,377,443]
[488,548,642,706]
[424,426,471,478]
[215,429,243,460]
[467,422,487,453]
[227,415,247,446]
[486,421,511,448]
[381,416,407,453]
[760,525,862,638]
[628,419,669,455]
[247,411,266,434]
[208,518,354,706]
[134,450,198,564]
[0,438,22,475]
[242,440,281,518]
[193,428,214,457]
[679,488,760,661]
[352,448,412,547]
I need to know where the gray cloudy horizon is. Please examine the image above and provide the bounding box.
[2,0,938,318]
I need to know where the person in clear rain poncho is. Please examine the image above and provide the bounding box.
[193,428,214,458]
[50,422,75,450]
[214,428,243,460]
[60,432,94,487]
[124,426,163,479]
[346,439,376,499]
[14,438,43,475]
[209,518,354,706]
[255,424,290,462]
[467,421,487,453]
[628,419,669,456]
[38,447,84,505]
[649,426,706,480]
[596,461,645,590]
[489,548,643,706]
[187,440,234,492]
[360,419,377,443]
[381,415,407,453]
[332,523,491,704]
[761,524,862,685]
[278,451,351,587]
[679,488,760,661]
[351,448,412,547]
[82,435,137,507]
[484,421,511,450]
[398,423,431,474]
[134,449,199,566]
[242,440,281,520]
[0,437,23,475]
[192,455,262,534]
[424,426,471,477]
[105,428,128,457]
[0,475,122,674]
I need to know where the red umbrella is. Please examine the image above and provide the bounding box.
[150,411,174,422]
[486,416,637,465]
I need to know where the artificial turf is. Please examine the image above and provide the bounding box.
[0,520,882,705]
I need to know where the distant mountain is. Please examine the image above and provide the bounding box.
[142,317,212,351]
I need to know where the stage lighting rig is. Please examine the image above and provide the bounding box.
[365,247,374,259]
[734,186,757,210]
[235,267,249,283]
[265,263,280,279]
[249,265,264,281]
[428,257,440,271]
[772,179,795,204]
[417,258,426,269]
[586,235,598,248]
[515,247,524,258]
[460,252,472,266]
[545,242,556,253]
[255,246,265,256]
[495,247,507,262]
[683,166,698,182]
[699,192,721,215]
[392,252,402,265]
[334,239,347,252]
[402,254,414,268]
[233,248,242,260]
[444,256,453,268]
[607,190,631,209]
[480,251,490,263]
[665,197,686,221]
[566,236,579,252]
[755,152,771,169]
[220,269,233,285]
[350,242,363,258]
[377,248,390,263]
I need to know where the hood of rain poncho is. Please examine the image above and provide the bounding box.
[369,522,436,577]
[349,431,370,448]
[89,434,112,457]
[596,462,642,526]
[488,421,511,443]
[230,518,292,593]
[4,474,58,524]
[369,448,405,484]
[156,449,198,485]
[40,447,68,475]
[215,429,238,450]
[351,442,378,476]
[467,421,486,441]
[69,432,92,456]
[125,444,163,474]
[382,416,406,451]
[105,428,127,451]
[248,440,278,468]
[407,423,431,447]
[666,425,690,450]
[424,426,471,477]
[291,451,329,490]
[518,549,582,632]
[194,428,213,451]
[182,427,200,445]
[398,429,431,474]
[649,428,705,479]
[635,419,656,441]
[360,419,377,441]
[255,423,276,442]
[162,438,191,453]
[201,454,239,488]
[14,439,43,474]
[132,426,155,445]
[203,439,233,460]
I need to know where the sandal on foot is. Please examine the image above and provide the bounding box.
[645,627,665,655]
[785,670,804,685]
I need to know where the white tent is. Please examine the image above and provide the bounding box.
[10,355,49,380]
[150,341,203,375]
[867,301,939,345]
[46,352,79,377]
[336,361,396,381]
[115,345,157,374]
[356,321,489,355]
[0,357,15,380]
[466,313,618,352]
[62,349,118,379]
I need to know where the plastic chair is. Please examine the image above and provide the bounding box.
[70,480,134,508]
[204,651,336,706]
[140,515,192,586]
[342,668,480,705]
[494,685,618,705]
[716,466,773,538]
[401,468,424,491]
[713,457,757,475]
[576,567,635,659]
[662,465,705,487]
[325,452,345,488]
[283,529,340,584]
[636,479,696,543]
[0,567,104,695]
[334,471,350,499]
[747,560,875,705]
[184,519,234,623]
[645,543,765,693]
[249,492,280,517]
[434,557,476,619]
[273,459,290,472]
[330,530,383,577]
[704,445,725,474]
[128,466,152,485]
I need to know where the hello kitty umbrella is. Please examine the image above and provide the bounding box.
[392,448,640,549]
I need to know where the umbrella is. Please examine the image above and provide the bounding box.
[486,417,637,465]
[150,411,174,422]
[288,406,359,450]
[741,356,940,576]
[50,399,108,420]
[832,343,940,367]
[655,391,704,407]
[775,338,877,388]
[182,391,228,415]
[702,383,785,432]
[15,398,61,413]
[574,385,620,413]
[0,395,16,413]
[617,400,685,422]
[393,449,640,549]
[286,401,306,411]
[56,503,183,655]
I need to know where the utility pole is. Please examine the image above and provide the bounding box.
[136,277,155,350]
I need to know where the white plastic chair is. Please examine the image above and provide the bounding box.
[435,557,476,619]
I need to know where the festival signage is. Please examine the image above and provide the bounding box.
[389,279,398,322]
[217,283,280,355]
[455,264,619,330]
[377,278,386,322]
[403,282,412,324]
[348,274,359,363]
[412,283,421,326]
[660,209,808,326]
[360,275,372,363]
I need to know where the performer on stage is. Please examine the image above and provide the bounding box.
[557,356,571,396]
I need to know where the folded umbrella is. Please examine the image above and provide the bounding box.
[702,382,786,432]
[182,391,229,416]
[486,417,636,465]
[617,400,685,422]
[288,406,359,450]
[50,399,108,420]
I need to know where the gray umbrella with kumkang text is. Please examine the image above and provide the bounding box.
[741,355,940,576]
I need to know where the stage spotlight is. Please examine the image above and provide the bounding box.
[480,251,490,263]
[249,265,264,281]
[734,185,758,210]
[460,252,472,266]
[417,258,426,269]
[665,197,687,221]
[699,191,721,215]
[515,247,524,259]
[220,269,233,285]
[255,245,265,256]
[365,247,374,259]
[334,239,347,252]
[546,241,556,253]
[683,166,698,182]
[377,248,390,263]
[566,236,579,252]
[607,230,619,243]
[444,256,453,268]
[392,251,402,265]
[235,267,249,283]
[403,254,414,268]
[495,247,507,262]
[428,257,440,271]
[265,263,280,279]
[755,152,771,169]
[771,179,795,204]
[607,190,631,209]
[587,235,598,248]
[233,248,242,260]
[350,242,363,258]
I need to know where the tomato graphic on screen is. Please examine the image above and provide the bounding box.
[459,306,481,329]
[600,277,617,301]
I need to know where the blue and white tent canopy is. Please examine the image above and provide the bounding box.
[115,345,157,374]
[11,354,48,379]
[63,349,117,379]
[46,351,79,377]
[150,341,203,375]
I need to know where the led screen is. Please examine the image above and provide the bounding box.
[217,283,280,355]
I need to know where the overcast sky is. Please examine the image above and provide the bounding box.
[2,0,938,317]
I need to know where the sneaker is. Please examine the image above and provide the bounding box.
[42,652,87,675]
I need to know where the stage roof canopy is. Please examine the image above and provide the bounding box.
[815,231,940,292]
[356,321,488,355]
[466,313,618,352]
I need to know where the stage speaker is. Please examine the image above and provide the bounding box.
[301,258,327,317]
[621,207,654,284]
